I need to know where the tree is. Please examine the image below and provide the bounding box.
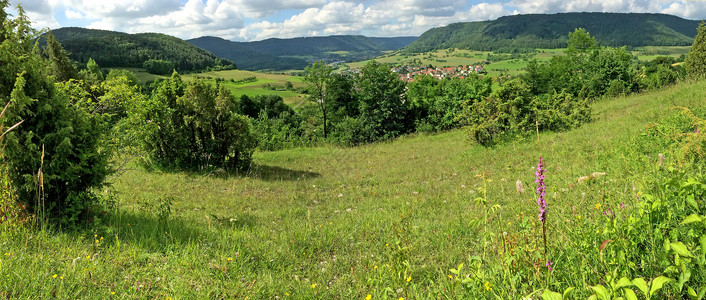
[686,21,706,80]
[356,60,410,141]
[144,59,175,75]
[566,28,598,57]
[133,73,256,171]
[43,32,78,82]
[1,3,111,224]
[304,61,333,138]
[83,58,104,84]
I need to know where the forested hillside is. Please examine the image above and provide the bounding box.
[49,27,235,72]
[189,35,417,71]
[406,12,700,52]
[188,37,309,71]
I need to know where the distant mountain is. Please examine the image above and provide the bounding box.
[405,12,700,53]
[189,35,417,71]
[49,27,235,72]
[188,36,309,71]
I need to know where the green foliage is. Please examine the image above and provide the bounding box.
[407,75,493,132]
[356,60,411,142]
[524,29,640,99]
[304,61,334,138]
[405,13,699,53]
[641,57,684,90]
[132,72,256,171]
[43,32,78,82]
[566,28,598,56]
[686,22,706,80]
[459,79,592,145]
[105,69,139,87]
[49,28,235,72]
[143,59,175,75]
[0,5,111,225]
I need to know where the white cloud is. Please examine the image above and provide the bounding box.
[7,0,706,41]
[662,1,706,19]
[64,8,83,19]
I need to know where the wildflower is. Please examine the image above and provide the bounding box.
[166,297,172,300]
[448,275,452,279]
[227,257,233,262]
[366,295,372,300]
[594,203,602,210]
[60,276,64,280]
[695,126,700,134]
[3,252,8,256]
[619,202,626,209]
[603,207,614,217]
[86,255,91,259]
[546,260,553,272]
[52,274,58,279]
[374,265,377,269]
[577,215,581,220]
[111,292,115,295]
[311,284,316,289]
[658,153,664,166]
[484,281,493,291]
[406,276,411,282]
[399,298,404,300]
[536,156,547,222]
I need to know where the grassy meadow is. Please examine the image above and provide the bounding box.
[181,70,307,106]
[2,76,706,298]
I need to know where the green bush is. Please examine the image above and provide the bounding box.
[143,59,175,75]
[1,6,111,225]
[133,72,256,171]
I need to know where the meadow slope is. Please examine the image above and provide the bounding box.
[1,80,705,298]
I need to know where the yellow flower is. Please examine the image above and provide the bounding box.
[87,255,91,259]
[484,281,493,291]
[227,257,233,262]
[311,284,316,289]
[366,295,371,300]
[166,297,172,300]
[3,252,9,256]
[374,265,377,269]
[406,276,411,282]
[95,240,99,243]
[60,276,64,280]
[286,293,290,296]
[594,203,602,210]
[52,274,58,279]
[448,275,452,279]
[399,298,404,300]
[111,292,115,295]
[577,215,581,220]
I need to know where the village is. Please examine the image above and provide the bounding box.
[391,64,487,82]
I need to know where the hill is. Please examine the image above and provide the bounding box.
[405,12,700,52]
[8,78,706,297]
[188,36,310,71]
[49,27,235,72]
[189,35,417,71]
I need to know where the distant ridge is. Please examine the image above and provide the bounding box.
[189,35,417,71]
[405,12,701,52]
[49,27,234,72]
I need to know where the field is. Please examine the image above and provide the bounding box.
[2,77,705,298]
[182,70,308,106]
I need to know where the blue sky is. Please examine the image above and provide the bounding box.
[8,0,706,41]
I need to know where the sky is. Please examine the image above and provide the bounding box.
[7,0,706,42]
